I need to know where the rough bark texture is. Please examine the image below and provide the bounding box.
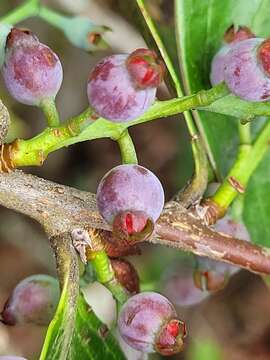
[0,170,270,275]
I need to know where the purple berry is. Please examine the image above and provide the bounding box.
[223,37,270,101]
[194,215,250,292]
[210,25,255,85]
[162,264,208,307]
[87,51,158,122]
[2,28,63,106]
[96,164,164,241]
[118,292,186,355]
[1,274,60,326]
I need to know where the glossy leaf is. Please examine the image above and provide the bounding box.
[243,152,270,247]
[39,235,126,360]
[175,0,270,177]
[69,295,126,360]
[175,0,270,247]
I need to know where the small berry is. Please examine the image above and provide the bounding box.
[96,164,164,242]
[1,274,60,326]
[162,264,208,307]
[194,215,250,292]
[111,258,140,294]
[224,37,270,101]
[87,50,161,122]
[126,48,165,89]
[118,292,186,355]
[210,25,255,85]
[2,28,63,106]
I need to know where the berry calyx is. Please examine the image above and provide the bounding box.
[112,210,154,243]
[126,48,165,89]
[2,28,63,106]
[223,25,255,44]
[258,38,270,76]
[155,319,186,356]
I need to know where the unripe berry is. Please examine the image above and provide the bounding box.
[87,50,162,122]
[224,37,270,101]
[111,259,140,294]
[126,48,165,89]
[210,25,255,85]
[194,215,250,292]
[96,164,164,242]
[118,292,186,355]
[1,274,60,326]
[2,28,63,106]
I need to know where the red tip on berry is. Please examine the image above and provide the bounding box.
[155,319,186,356]
[193,269,227,292]
[113,210,154,242]
[258,39,270,76]
[223,25,255,44]
[126,48,165,89]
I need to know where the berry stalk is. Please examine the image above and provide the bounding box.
[0,0,40,25]
[0,84,230,171]
[88,250,129,304]
[137,0,208,207]
[117,130,138,164]
[40,98,60,127]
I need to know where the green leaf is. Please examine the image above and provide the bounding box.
[0,23,12,67]
[69,295,126,360]
[39,234,80,360]
[39,234,126,360]
[175,0,270,177]
[243,152,270,247]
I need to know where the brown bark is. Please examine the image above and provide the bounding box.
[0,170,269,275]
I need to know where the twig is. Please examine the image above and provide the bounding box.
[0,170,269,275]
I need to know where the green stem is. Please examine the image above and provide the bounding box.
[91,250,128,304]
[238,121,251,145]
[136,0,205,202]
[9,83,229,168]
[117,130,138,164]
[38,5,69,30]
[212,120,270,210]
[0,0,40,25]
[40,98,60,127]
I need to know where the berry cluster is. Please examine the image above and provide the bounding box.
[211,25,270,102]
